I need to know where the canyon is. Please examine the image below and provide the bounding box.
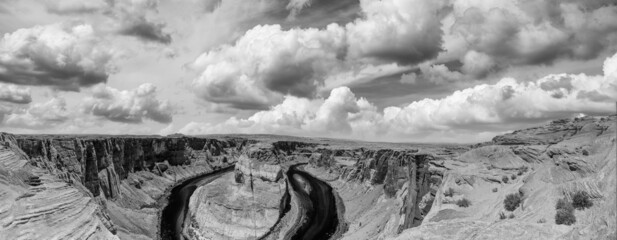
[0,115,615,240]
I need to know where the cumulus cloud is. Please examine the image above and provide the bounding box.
[180,86,385,137]
[461,50,496,78]
[191,0,451,110]
[345,0,447,64]
[3,98,69,129]
[181,52,617,142]
[110,0,172,44]
[449,0,617,75]
[417,63,464,84]
[190,24,347,109]
[0,22,117,90]
[399,63,464,85]
[118,17,172,44]
[0,83,31,104]
[83,83,173,123]
[45,0,172,44]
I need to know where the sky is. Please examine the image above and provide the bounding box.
[0,0,616,143]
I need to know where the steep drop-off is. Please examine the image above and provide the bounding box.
[1,115,614,240]
[1,134,247,239]
[161,166,234,240]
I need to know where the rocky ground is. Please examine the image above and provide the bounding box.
[0,115,614,240]
[0,134,246,239]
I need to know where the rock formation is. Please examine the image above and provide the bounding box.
[1,134,246,239]
[0,115,614,240]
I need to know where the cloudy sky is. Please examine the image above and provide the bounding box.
[0,0,616,143]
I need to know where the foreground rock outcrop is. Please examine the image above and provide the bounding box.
[0,134,117,240]
[391,116,617,240]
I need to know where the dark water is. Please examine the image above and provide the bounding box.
[159,165,339,240]
[287,165,340,240]
[160,166,234,240]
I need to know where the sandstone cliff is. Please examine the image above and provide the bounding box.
[1,134,246,239]
[390,116,616,240]
[1,115,614,240]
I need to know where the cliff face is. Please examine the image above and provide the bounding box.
[0,133,117,240]
[1,134,246,239]
[303,148,446,235]
[16,136,244,198]
[392,116,616,240]
[3,115,612,240]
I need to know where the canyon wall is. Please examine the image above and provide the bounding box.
[392,116,616,240]
[1,134,247,239]
[1,115,614,240]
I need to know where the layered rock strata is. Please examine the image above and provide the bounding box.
[186,154,286,239]
[1,115,614,240]
[0,134,246,239]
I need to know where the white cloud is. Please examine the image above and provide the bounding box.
[345,0,447,64]
[189,0,453,110]
[83,83,174,123]
[3,97,69,129]
[190,24,347,109]
[44,0,172,44]
[0,83,31,104]
[417,63,464,84]
[181,52,617,142]
[0,22,118,90]
[448,0,617,75]
[111,0,172,44]
[461,50,495,78]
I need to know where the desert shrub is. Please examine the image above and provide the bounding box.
[511,174,517,180]
[499,212,506,220]
[492,187,498,193]
[444,187,454,197]
[537,218,546,223]
[555,197,577,225]
[509,213,515,219]
[502,176,509,183]
[581,149,589,156]
[555,209,576,225]
[456,198,471,208]
[572,191,593,210]
[504,193,522,211]
[517,170,523,176]
[556,198,574,212]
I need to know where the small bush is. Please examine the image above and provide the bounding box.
[581,149,589,156]
[492,187,498,192]
[511,174,517,180]
[509,213,515,219]
[537,218,546,223]
[499,212,506,220]
[572,191,593,210]
[556,198,574,212]
[457,198,471,208]
[555,209,576,225]
[502,176,509,183]
[444,187,454,197]
[504,193,522,211]
[517,169,523,176]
